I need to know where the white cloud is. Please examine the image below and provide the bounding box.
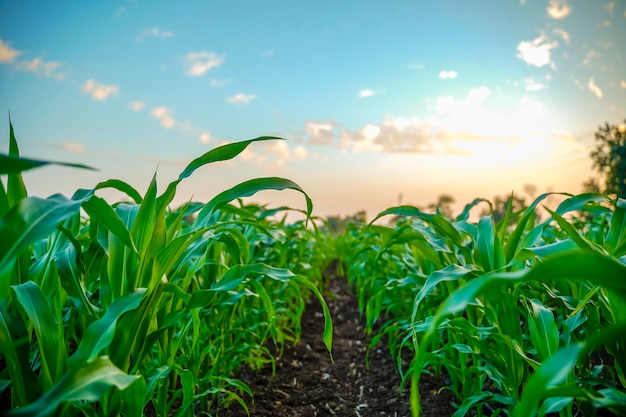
[82,79,119,100]
[227,93,257,104]
[0,38,21,63]
[621,80,626,89]
[199,132,210,143]
[185,51,224,77]
[261,50,274,58]
[604,1,615,14]
[588,78,603,98]
[337,87,556,155]
[553,28,571,44]
[306,121,338,145]
[524,79,547,91]
[128,101,144,111]
[439,70,458,79]
[60,139,85,154]
[135,27,173,42]
[583,50,602,65]
[16,57,65,79]
[358,89,376,98]
[238,141,308,166]
[408,62,425,70]
[547,0,572,19]
[151,106,175,128]
[517,35,557,68]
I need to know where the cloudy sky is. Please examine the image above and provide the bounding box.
[1,0,625,219]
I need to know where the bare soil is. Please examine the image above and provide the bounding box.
[222,263,456,417]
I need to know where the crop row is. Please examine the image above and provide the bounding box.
[342,192,626,416]
[0,122,333,416]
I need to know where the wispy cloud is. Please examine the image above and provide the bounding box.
[128,101,144,111]
[306,121,339,145]
[621,80,626,89]
[82,79,119,100]
[588,78,603,98]
[408,61,425,70]
[583,49,602,65]
[553,28,570,44]
[135,27,173,42]
[185,51,224,77]
[517,35,557,68]
[0,38,21,62]
[604,1,615,14]
[210,78,231,88]
[199,132,210,143]
[439,70,458,79]
[227,93,257,105]
[547,0,572,19]
[115,6,126,18]
[358,89,376,98]
[524,78,546,91]
[60,139,85,154]
[261,50,274,58]
[239,141,308,167]
[151,106,175,128]
[16,57,65,79]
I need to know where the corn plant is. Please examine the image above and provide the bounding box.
[343,193,626,417]
[0,121,333,416]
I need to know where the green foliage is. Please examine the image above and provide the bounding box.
[0,121,333,416]
[342,191,626,416]
[589,118,626,198]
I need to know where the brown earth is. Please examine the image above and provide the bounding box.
[222,264,457,417]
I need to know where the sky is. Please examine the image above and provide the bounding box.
[1,0,625,220]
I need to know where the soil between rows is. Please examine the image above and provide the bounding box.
[223,263,456,417]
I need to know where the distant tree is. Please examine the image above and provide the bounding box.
[523,183,537,200]
[582,177,602,194]
[483,193,527,223]
[588,119,626,198]
[428,194,455,219]
[326,210,366,234]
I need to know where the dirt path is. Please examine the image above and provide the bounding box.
[223,263,456,417]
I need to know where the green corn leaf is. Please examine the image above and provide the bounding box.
[7,122,28,208]
[195,177,313,225]
[0,194,82,276]
[605,198,626,257]
[0,153,96,175]
[8,356,140,417]
[371,205,463,247]
[156,136,281,212]
[527,298,560,361]
[81,195,138,253]
[68,289,145,369]
[411,251,626,415]
[546,208,600,253]
[12,281,64,390]
[130,173,157,260]
[412,264,476,319]
[477,215,505,272]
[94,179,143,204]
[503,192,555,262]
[0,178,9,218]
[514,322,626,417]
[0,300,37,406]
[554,193,609,215]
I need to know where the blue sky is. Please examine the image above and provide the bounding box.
[1,0,625,219]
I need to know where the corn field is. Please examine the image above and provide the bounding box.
[1,121,625,416]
